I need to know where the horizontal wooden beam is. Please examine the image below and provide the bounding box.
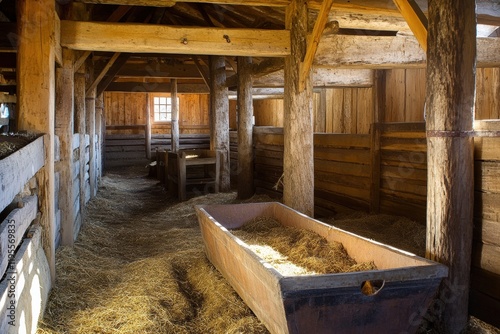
[116,62,203,79]
[61,20,290,57]
[314,34,500,68]
[105,82,209,93]
[75,0,290,6]
[253,68,374,87]
[0,94,16,103]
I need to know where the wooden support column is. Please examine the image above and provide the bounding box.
[283,0,314,216]
[370,70,384,214]
[171,79,179,152]
[55,48,75,246]
[237,56,254,199]
[86,60,97,198]
[209,55,230,191]
[95,93,104,179]
[425,0,476,332]
[145,93,152,159]
[17,0,56,282]
[75,67,86,235]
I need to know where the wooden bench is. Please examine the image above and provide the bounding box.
[167,149,220,201]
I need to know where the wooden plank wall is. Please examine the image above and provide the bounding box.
[104,92,211,135]
[250,88,373,134]
[383,68,500,122]
[378,123,427,222]
[470,120,500,327]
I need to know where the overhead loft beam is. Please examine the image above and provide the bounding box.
[314,34,500,68]
[116,62,202,79]
[60,21,290,57]
[74,0,289,7]
[299,0,335,91]
[105,82,209,93]
[392,0,428,51]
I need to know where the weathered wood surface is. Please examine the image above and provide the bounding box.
[283,0,314,216]
[425,0,476,332]
[0,136,44,214]
[196,202,447,334]
[61,20,290,57]
[171,79,180,152]
[17,0,57,283]
[209,56,230,191]
[0,196,37,279]
[0,226,51,334]
[55,48,76,246]
[236,56,254,199]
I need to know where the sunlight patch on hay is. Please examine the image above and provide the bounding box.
[232,217,376,276]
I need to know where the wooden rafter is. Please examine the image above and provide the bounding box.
[193,56,210,89]
[96,53,131,96]
[392,0,428,51]
[299,0,335,91]
[86,52,120,96]
[74,51,91,73]
[75,0,290,7]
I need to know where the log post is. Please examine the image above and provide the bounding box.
[95,93,104,179]
[75,66,86,234]
[86,59,97,198]
[283,0,314,216]
[145,93,152,159]
[171,79,179,152]
[237,56,254,199]
[17,0,56,282]
[209,55,230,191]
[370,70,385,213]
[55,48,75,246]
[425,0,476,332]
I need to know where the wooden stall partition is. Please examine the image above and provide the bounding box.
[470,119,500,327]
[378,122,427,223]
[314,133,372,216]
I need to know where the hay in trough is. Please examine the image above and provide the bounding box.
[322,211,427,257]
[37,166,269,334]
[232,217,376,276]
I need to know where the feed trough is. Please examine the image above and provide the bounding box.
[195,202,448,334]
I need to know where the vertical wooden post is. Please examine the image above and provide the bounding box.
[426,0,476,332]
[75,66,86,235]
[370,70,384,213]
[55,48,75,247]
[145,93,152,159]
[209,55,230,191]
[17,0,56,282]
[86,60,97,198]
[95,93,104,179]
[171,79,179,152]
[237,56,254,199]
[283,0,314,216]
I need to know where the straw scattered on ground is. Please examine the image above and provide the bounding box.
[37,166,270,334]
[232,217,376,276]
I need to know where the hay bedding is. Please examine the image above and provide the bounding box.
[37,166,269,334]
[232,217,376,276]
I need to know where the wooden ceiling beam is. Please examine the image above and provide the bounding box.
[105,82,209,93]
[61,20,290,57]
[86,52,120,95]
[75,0,290,7]
[392,0,428,51]
[116,62,202,78]
[299,0,335,91]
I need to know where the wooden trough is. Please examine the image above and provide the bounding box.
[195,202,448,334]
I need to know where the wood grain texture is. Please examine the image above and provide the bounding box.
[425,0,476,331]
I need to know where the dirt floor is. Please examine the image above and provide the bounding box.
[36,165,499,334]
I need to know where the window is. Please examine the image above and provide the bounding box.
[153,96,172,122]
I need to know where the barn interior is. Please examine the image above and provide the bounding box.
[0,0,499,333]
